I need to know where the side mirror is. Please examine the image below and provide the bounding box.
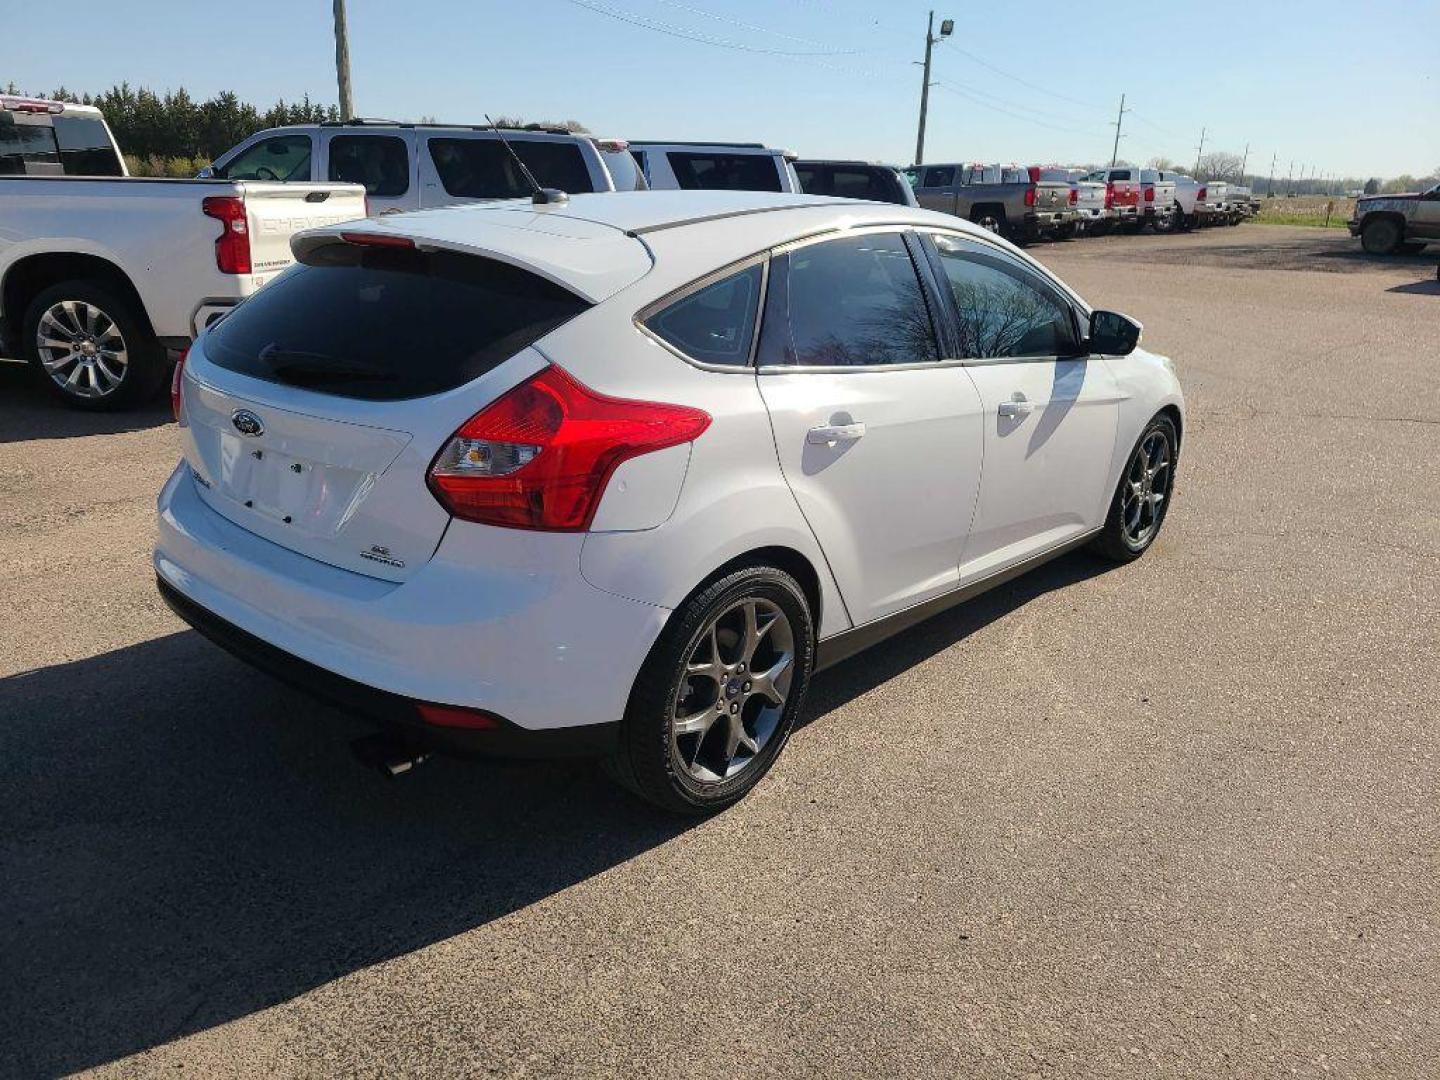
[196,165,214,179]
[1089,310,1142,355]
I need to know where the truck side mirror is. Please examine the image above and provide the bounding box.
[1089,310,1142,355]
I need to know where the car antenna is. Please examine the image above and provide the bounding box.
[485,114,568,206]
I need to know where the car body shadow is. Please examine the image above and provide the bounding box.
[1386,278,1440,296]
[0,548,1115,1075]
[801,548,1113,725]
[0,358,172,443]
[0,632,693,1076]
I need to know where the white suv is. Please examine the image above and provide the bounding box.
[628,142,799,193]
[157,190,1183,813]
[205,122,645,214]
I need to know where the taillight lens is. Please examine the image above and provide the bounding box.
[428,365,711,531]
[1145,186,1156,202]
[201,196,251,274]
[171,347,188,423]
[1104,182,1115,209]
[1024,187,1036,207]
[1198,186,1207,201]
[1069,186,1078,205]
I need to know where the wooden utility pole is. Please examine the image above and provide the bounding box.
[1193,127,1206,175]
[1109,93,1129,167]
[913,13,952,165]
[333,0,355,121]
[1267,152,1277,197]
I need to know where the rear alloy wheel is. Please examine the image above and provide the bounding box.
[606,566,814,814]
[1092,414,1178,562]
[22,280,167,411]
[972,212,1003,236]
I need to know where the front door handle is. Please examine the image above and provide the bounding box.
[806,422,867,445]
[997,393,1034,419]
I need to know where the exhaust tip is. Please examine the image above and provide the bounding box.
[351,732,431,777]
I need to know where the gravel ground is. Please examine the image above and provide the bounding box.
[1,225,1437,1079]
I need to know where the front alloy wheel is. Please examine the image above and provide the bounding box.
[35,299,130,399]
[1092,413,1179,562]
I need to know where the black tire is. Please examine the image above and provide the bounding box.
[604,565,815,815]
[1091,413,1179,563]
[969,207,1006,238]
[1360,217,1403,255]
[20,280,167,411]
[1397,241,1427,255]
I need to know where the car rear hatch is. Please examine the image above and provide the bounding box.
[177,217,649,582]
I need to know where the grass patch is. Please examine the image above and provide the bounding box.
[1254,195,1354,229]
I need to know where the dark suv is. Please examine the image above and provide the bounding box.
[794,160,918,207]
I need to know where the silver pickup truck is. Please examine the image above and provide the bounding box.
[1350,184,1440,254]
[905,163,1076,244]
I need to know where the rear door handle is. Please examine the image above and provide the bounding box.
[806,422,867,445]
[997,394,1034,418]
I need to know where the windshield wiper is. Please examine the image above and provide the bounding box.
[259,344,395,385]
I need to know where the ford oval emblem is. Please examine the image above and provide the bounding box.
[231,409,265,437]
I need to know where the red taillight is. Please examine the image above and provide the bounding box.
[171,347,188,423]
[428,365,711,531]
[201,196,251,274]
[1024,187,1036,207]
[1145,186,1156,202]
[1198,186,1207,201]
[1104,182,1115,209]
[415,702,502,730]
[1069,186,1078,205]
[339,231,415,249]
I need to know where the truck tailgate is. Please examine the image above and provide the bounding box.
[237,183,368,278]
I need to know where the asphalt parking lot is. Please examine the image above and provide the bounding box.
[2,225,1437,1079]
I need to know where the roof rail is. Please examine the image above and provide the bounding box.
[319,117,403,127]
[625,200,858,238]
[629,140,769,149]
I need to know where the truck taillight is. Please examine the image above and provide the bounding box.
[1198,186,1207,201]
[1069,186,1078,205]
[428,365,711,531]
[1105,182,1115,209]
[1145,186,1155,202]
[1024,187,1036,207]
[201,196,251,274]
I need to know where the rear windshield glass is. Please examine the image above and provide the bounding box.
[204,246,590,401]
[52,115,123,176]
[667,152,781,192]
[0,118,61,175]
[428,138,594,199]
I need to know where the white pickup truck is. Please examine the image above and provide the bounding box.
[0,97,366,409]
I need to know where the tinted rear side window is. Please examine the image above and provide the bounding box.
[599,147,646,191]
[780,233,937,367]
[52,115,123,176]
[0,119,61,175]
[644,264,762,367]
[204,246,590,401]
[428,138,594,198]
[921,166,955,187]
[828,167,900,204]
[328,134,409,196]
[667,152,781,192]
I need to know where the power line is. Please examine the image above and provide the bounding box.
[650,0,880,52]
[945,43,1107,112]
[934,81,1101,137]
[558,0,871,57]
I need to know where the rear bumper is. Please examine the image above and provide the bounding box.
[154,462,669,743]
[158,575,618,757]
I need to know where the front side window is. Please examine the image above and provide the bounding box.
[666,152,781,192]
[929,234,1078,359]
[428,137,594,198]
[644,263,762,367]
[779,233,938,368]
[52,115,123,176]
[217,134,312,181]
[328,134,409,197]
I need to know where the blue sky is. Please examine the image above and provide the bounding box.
[4,0,1437,178]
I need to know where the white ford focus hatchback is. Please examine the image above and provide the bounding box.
[156,190,1183,813]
